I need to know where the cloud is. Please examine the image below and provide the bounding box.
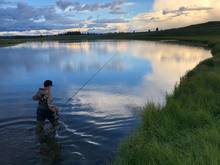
[0,2,80,31]
[0,0,219,35]
[86,23,107,28]
[78,18,129,33]
[109,10,127,14]
[129,0,220,31]
[94,18,128,24]
[0,0,12,5]
[0,1,131,34]
[162,6,212,15]
[56,0,127,14]
[87,16,93,20]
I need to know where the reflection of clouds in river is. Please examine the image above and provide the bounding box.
[72,77,167,118]
[76,90,143,117]
[13,42,91,51]
[93,41,211,97]
[132,42,212,98]
[61,41,211,117]
[0,41,210,78]
[0,41,211,117]
[0,43,128,80]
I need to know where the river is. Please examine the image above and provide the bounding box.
[0,40,211,165]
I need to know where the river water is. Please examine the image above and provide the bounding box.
[0,40,211,165]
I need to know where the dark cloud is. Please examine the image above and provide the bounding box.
[163,6,212,15]
[84,18,128,32]
[0,0,12,5]
[86,23,107,28]
[94,18,128,24]
[87,26,118,33]
[109,10,127,14]
[0,2,79,31]
[136,15,160,23]
[170,13,188,18]
[56,0,127,14]
[0,1,129,33]
[56,0,74,10]
[87,16,93,20]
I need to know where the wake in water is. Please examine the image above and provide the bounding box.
[0,101,137,165]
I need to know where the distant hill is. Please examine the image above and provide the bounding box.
[154,21,220,36]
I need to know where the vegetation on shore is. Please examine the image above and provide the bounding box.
[1,21,219,45]
[111,22,220,165]
[1,21,220,164]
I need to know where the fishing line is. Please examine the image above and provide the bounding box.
[65,53,116,103]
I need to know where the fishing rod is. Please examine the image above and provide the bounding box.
[65,53,116,103]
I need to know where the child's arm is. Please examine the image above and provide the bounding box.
[32,89,41,101]
[47,89,59,113]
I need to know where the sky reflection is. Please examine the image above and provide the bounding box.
[0,41,211,118]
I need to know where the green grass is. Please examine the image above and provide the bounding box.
[1,21,220,165]
[0,39,26,47]
[112,58,220,164]
[111,25,220,164]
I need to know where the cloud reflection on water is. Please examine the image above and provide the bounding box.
[0,41,212,118]
[67,41,211,117]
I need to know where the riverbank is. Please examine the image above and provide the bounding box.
[1,21,220,165]
[0,39,25,47]
[111,36,220,164]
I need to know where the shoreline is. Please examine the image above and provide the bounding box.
[111,38,220,164]
[0,36,213,48]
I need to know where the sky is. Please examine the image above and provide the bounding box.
[0,0,219,35]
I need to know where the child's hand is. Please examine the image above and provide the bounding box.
[54,106,59,113]
[50,106,59,113]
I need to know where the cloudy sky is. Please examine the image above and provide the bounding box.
[0,0,219,35]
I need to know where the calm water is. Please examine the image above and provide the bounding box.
[0,41,211,164]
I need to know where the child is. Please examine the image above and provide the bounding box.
[33,80,59,132]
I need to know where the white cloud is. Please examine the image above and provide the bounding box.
[56,0,128,14]
[0,0,219,35]
[129,0,220,31]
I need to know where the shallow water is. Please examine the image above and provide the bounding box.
[0,41,211,164]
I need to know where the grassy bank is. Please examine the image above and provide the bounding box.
[111,23,220,164]
[0,39,26,47]
[1,21,220,164]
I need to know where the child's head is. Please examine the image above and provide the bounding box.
[44,80,53,88]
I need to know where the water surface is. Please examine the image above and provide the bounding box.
[0,41,211,164]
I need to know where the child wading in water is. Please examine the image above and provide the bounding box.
[33,80,59,133]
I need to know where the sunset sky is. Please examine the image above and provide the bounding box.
[0,0,219,35]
